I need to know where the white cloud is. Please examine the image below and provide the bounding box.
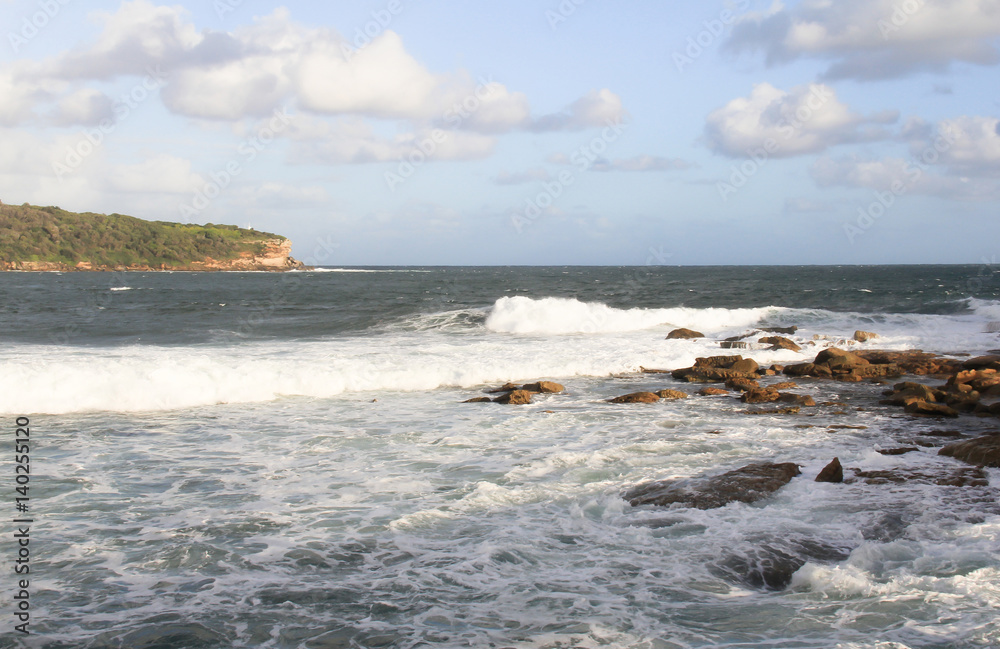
[105,155,203,194]
[704,82,896,157]
[811,155,1000,200]
[590,154,693,172]
[495,168,552,185]
[531,89,627,131]
[285,117,496,164]
[726,0,1000,80]
[51,88,115,126]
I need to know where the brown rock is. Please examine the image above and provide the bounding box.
[770,364,785,373]
[963,355,1000,370]
[761,326,798,335]
[494,390,534,405]
[487,382,520,393]
[521,381,565,393]
[695,355,744,368]
[784,363,833,378]
[623,462,801,510]
[848,468,989,487]
[725,378,760,392]
[656,389,688,400]
[698,387,729,396]
[938,434,1000,467]
[759,336,802,352]
[667,328,704,340]
[720,341,751,349]
[776,393,816,407]
[853,330,879,342]
[609,391,660,404]
[742,388,780,404]
[730,358,760,374]
[904,401,959,417]
[815,348,870,369]
[877,447,920,456]
[463,397,493,403]
[815,458,843,483]
[743,407,801,415]
[770,381,799,390]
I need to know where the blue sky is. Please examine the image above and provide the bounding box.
[1,0,999,265]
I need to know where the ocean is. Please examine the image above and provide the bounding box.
[1,265,999,648]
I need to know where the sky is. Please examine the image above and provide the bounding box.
[1,0,999,265]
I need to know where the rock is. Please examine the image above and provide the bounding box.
[815,458,843,483]
[671,355,763,383]
[730,358,760,374]
[463,397,492,403]
[698,387,729,396]
[667,328,704,340]
[853,330,880,342]
[720,341,751,349]
[742,388,780,404]
[883,384,938,406]
[814,348,869,368]
[761,326,798,335]
[776,393,816,407]
[494,390,533,405]
[710,539,851,591]
[725,378,759,392]
[623,462,801,510]
[656,389,688,400]
[938,434,1000,467]
[856,350,963,376]
[487,382,520,393]
[521,381,564,393]
[759,336,802,352]
[743,407,801,415]
[904,401,959,417]
[877,447,920,456]
[770,364,785,373]
[724,332,756,342]
[963,355,1000,370]
[770,381,799,390]
[847,468,989,487]
[609,391,660,404]
[695,355,744,368]
[783,363,833,378]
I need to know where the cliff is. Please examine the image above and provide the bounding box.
[0,202,305,272]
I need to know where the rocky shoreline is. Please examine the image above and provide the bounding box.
[460,326,1000,590]
[0,238,307,272]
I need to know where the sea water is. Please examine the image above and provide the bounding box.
[0,266,998,648]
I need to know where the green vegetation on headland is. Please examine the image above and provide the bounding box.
[0,201,302,271]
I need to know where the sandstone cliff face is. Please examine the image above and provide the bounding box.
[0,238,305,272]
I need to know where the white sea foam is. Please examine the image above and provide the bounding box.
[485,296,776,334]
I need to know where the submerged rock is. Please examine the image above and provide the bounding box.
[623,462,801,510]
[846,467,989,487]
[609,391,660,404]
[463,397,492,403]
[938,434,1000,468]
[710,538,852,591]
